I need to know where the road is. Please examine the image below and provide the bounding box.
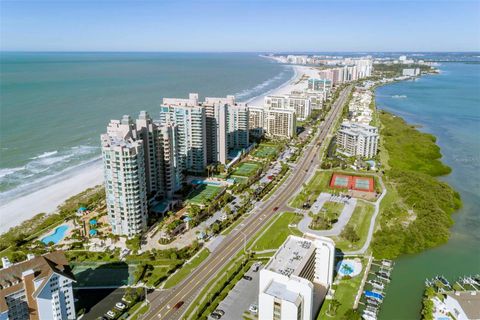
[142,86,352,320]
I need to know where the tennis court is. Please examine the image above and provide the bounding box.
[186,185,223,205]
[232,162,261,177]
[331,174,350,188]
[330,173,375,192]
[253,144,279,158]
[353,177,374,192]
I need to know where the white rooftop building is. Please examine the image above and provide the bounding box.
[336,121,379,158]
[259,234,335,320]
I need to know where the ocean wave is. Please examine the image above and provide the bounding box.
[0,145,101,194]
[0,167,25,179]
[391,95,407,99]
[31,150,58,159]
[236,66,294,102]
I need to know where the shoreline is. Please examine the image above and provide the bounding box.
[0,65,316,235]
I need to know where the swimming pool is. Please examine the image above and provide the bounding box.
[191,179,222,186]
[41,225,69,245]
[336,259,362,277]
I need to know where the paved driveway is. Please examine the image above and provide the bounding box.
[210,264,262,320]
[298,193,357,236]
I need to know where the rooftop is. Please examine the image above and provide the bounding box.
[264,281,300,304]
[265,236,315,277]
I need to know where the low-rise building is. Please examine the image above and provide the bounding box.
[336,121,379,158]
[258,234,335,320]
[402,68,420,77]
[0,252,76,320]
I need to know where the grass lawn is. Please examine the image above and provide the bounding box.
[322,201,345,220]
[163,248,210,288]
[317,259,365,319]
[332,201,375,252]
[186,185,223,205]
[231,161,261,177]
[290,170,333,208]
[143,265,173,287]
[251,212,303,251]
[253,144,279,158]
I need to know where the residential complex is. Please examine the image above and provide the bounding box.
[402,68,421,77]
[258,234,335,320]
[264,94,311,121]
[101,116,149,236]
[101,94,251,236]
[265,108,297,139]
[336,121,379,158]
[0,252,76,320]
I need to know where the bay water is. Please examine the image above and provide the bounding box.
[375,62,480,319]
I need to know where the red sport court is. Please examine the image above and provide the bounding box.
[329,173,375,192]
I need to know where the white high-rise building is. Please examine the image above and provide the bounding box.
[265,108,296,138]
[265,95,311,121]
[227,103,250,150]
[248,105,265,138]
[101,116,148,236]
[204,95,249,164]
[0,252,76,320]
[258,235,335,320]
[336,121,379,158]
[159,96,207,173]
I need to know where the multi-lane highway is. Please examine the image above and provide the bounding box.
[142,85,352,320]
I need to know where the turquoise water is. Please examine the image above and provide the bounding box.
[0,52,292,200]
[376,63,480,319]
[41,224,69,244]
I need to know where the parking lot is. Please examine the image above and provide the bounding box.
[209,264,262,320]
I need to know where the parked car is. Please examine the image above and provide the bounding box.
[105,311,116,319]
[214,310,225,316]
[243,275,253,281]
[115,302,126,310]
[249,304,258,314]
[210,313,221,319]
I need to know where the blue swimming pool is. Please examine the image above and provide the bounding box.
[41,225,69,245]
[336,259,362,277]
[191,179,222,186]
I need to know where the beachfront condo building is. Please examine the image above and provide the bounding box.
[265,108,296,139]
[159,99,207,174]
[0,252,76,320]
[227,103,250,150]
[264,95,311,121]
[248,105,266,138]
[336,121,379,158]
[307,78,332,93]
[204,98,229,165]
[101,116,148,236]
[163,94,250,166]
[258,234,335,320]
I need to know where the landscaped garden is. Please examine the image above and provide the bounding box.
[332,201,375,251]
[309,201,344,230]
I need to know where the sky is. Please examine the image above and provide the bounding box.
[1,0,479,52]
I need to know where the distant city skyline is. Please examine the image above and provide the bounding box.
[1,0,479,52]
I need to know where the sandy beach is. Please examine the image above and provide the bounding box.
[0,64,319,235]
[245,65,320,106]
[0,160,104,234]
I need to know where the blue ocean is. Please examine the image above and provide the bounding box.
[0,52,293,201]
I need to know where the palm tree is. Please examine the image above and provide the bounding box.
[328,299,341,316]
